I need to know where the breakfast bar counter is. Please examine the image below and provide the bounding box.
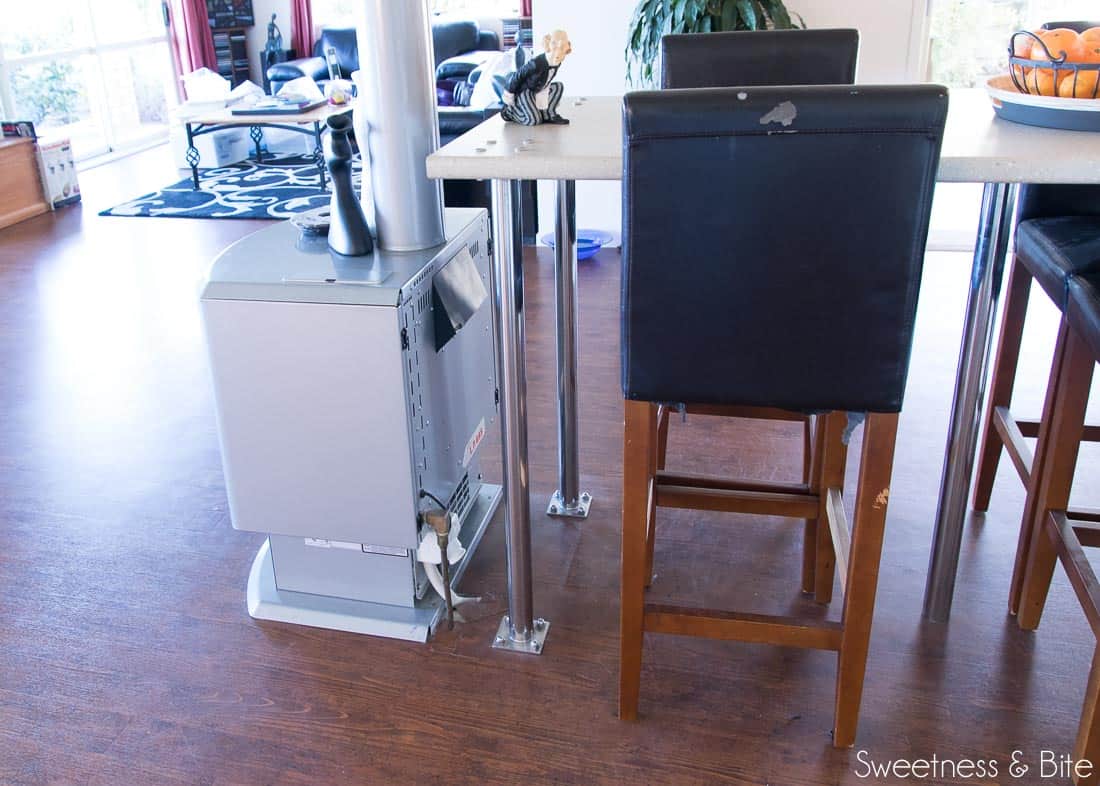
[427,87,1100,647]
[428,89,1100,183]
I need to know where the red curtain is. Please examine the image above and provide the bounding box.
[291,0,314,60]
[521,0,532,15]
[168,0,217,80]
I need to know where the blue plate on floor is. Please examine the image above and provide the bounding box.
[539,229,614,260]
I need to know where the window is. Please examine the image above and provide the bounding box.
[0,0,176,161]
[432,1,523,14]
[929,0,1097,87]
[311,0,524,30]
[310,0,357,28]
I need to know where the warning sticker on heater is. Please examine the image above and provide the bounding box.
[463,418,486,467]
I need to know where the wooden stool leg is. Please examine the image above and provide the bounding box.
[814,413,849,604]
[1018,325,1093,629]
[656,404,670,471]
[620,399,657,721]
[1010,318,1072,615]
[833,412,899,748]
[974,257,1032,511]
[1074,647,1100,786]
[802,415,823,594]
[645,405,670,587]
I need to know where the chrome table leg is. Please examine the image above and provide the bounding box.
[488,178,548,654]
[923,181,1018,622]
[548,179,592,519]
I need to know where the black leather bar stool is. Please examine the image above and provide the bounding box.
[618,84,948,746]
[974,20,1100,615]
[660,28,859,89]
[655,27,862,601]
[1013,271,1100,785]
[972,184,1100,615]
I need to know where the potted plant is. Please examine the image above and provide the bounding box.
[626,0,805,85]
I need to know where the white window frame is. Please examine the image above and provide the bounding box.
[0,3,174,162]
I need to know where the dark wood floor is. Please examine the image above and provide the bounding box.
[2,146,1099,785]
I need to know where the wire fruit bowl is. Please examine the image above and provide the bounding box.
[986,31,1100,131]
[1008,30,1100,99]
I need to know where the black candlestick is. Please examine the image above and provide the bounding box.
[324,113,373,257]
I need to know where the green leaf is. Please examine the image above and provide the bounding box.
[681,0,705,33]
[736,0,757,30]
[762,0,793,29]
[750,0,767,28]
[720,0,738,31]
[624,0,800,83]
[672,0,686,30]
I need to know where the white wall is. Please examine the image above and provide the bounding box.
[532,0,928,238]
[532,0,634,241]
[796,0,929,82]
[248,0,293,88]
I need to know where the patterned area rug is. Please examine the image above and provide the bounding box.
[99,155,364,220]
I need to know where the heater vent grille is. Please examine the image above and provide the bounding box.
[448,472,471,518]
[409,264,434,294]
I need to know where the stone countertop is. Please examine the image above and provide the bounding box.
[426,88,1100,185]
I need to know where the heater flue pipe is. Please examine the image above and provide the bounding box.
[354,0,445,251]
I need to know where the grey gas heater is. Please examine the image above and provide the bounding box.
[200,0,501,642]
[202,211,499,642]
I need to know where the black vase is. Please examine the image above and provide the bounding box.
[324,112,373,257]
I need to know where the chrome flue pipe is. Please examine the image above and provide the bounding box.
[354,0,445,251]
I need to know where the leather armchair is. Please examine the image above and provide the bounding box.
[267,19,501,96]
[432,19,501,80]
[266,19,535,242]
[267,27,358,94]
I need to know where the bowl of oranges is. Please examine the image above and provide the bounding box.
[987,26,1100,131]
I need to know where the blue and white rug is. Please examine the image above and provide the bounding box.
[100,155,363,220]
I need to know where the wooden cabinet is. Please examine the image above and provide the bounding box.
[213,27,251,87]
[0,138,49,231]
[501,16,533,49]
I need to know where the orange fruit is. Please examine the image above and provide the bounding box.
[1078,27,1100,61]
[1034,68,1065,96]
[1053,27,1100,98]
[1029,29,1084,94]
[1011,30,1042,83]
[1031,28,1085,62]
[1059,70,1100,98]
[1013,30,1040,57]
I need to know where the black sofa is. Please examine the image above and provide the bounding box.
[266,20,502,148]
[267,19,536,243]
[267,19,500,96]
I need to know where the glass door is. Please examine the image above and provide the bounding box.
[922,1,1098,248]
[0,0,178,162]
[928,0,1098,86]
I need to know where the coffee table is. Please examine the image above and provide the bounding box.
[180,102,353,191]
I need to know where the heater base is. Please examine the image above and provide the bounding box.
[246,483,502,642]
